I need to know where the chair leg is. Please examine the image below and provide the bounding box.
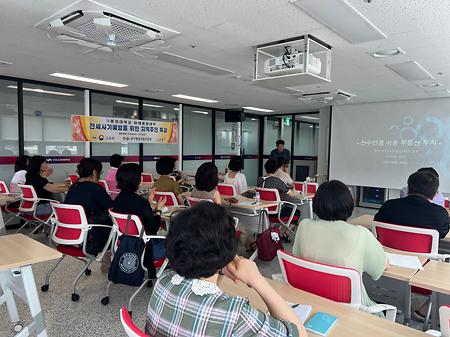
[128,278,151,314]
[15,221,30,233]
[423,299,433,332]
[101,281,113,305]
[41,255,65,292]
[249,249,258,261]
[71,257,94,301]
[28,222,44,235]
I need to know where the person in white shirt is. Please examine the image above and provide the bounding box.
[224,156,248,195]
[10,155,30,193]
[274,157,294,187]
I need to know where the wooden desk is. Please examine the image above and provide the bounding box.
[410,260,450,329]
[218,277,427,337]
[0,234,62,336]
[349,214,450,244]
[222,196,279,211]
[383,248,427,282]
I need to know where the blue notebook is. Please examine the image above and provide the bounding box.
[304,312,338,336]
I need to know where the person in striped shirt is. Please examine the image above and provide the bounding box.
[145,203,307,337]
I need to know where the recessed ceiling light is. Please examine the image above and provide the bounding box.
[370,48,405,58]
[300,116,320,120]
[192,110,209,115]
[173,108,179,111]
[50,73,128,88]
[7,85,75,96]
[115,100,163,108]
[172,94,218,103]
[0,60,13,67]
[417,82,442,88]
[251,118,257,121]
[242,106,275,113]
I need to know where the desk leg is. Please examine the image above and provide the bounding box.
[21,266,47,337]
[404,284,411,326]
[431,292,439,330]
[0,207,6,234]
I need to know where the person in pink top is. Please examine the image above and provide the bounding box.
[105,154,124,194]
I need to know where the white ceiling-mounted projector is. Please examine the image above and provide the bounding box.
[263,48,322,76]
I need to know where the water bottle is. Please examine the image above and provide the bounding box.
[255,191,260,202]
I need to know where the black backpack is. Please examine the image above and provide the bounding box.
[108,215,145,286]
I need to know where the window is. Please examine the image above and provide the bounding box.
[23,83,84,181]
[0,80,18,183]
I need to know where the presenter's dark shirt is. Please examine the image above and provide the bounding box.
[374,195,450,239]
[270,148,291,163]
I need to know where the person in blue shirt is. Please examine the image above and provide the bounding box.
[270,139,291,163]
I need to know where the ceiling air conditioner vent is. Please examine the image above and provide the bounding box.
[298,90,355,104]
[35,0,180,54]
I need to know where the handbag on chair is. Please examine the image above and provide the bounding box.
[108,215,145,287]
[255,210,283,261]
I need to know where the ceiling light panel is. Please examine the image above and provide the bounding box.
[242,106,275,112]
[386,61,434,82]
[50,73,128,87]
[7,85,75,96]
[172,94,218,103]
[290,0,387,43]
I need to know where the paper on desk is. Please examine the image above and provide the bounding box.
[387,253,423,270]
[287,302,312,323]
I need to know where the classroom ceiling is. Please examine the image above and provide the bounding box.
[0,0,449,114]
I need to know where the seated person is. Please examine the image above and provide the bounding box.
[105,153,124,195]
[400,167,445,207]
[150,157,183,204]
[145,202,306,337]
[191,162,222,204]
[257,159,300,204]
[375,171,449,239]
[274,157,294,187]
[293,180,388,310]
[64,158,113,256]
[25,155,68,216]
[10,155,30,193]
[224,155,248,195]
[113,163,166,278]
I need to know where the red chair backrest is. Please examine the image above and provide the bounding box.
[18,184,38,211]
[445,197,449,209]
[51,203,87,244]
[373,221,435,254]
[217,183,236,197]
[120,307,150,337]
[109,210,142,237]
[98,180,108,190]
[293,181,305,193]
[306,183,318,194]
[141,173,154,183]
[277,250,362,304]
[0,180,9,194]
[187,196,213,207]
[154,192,178,206]
[255,187,279,213]
[68,174,78,184]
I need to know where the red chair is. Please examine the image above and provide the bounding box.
[305,182,318,195]
[293,181,306,193]
[425,305,450,337]
[102,210,168,314]
[186,196,213,207]
[277,250,397,320]
[41,203,113,302]
[444,197,449,209]
[67,174,79,185]
[372,221,450,327]
[217,183,237,197]
[255,187,298,236]
[154,191,179,207]
[120,306,149,337]
[0,180,21,225]
[16,184,59,235]
[141,173,154,183]
[99,179,119,199]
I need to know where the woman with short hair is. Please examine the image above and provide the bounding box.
[292,180,388,309]
[224,155,248,195]
[191,162,222,204]
[105,153,124,195]
[64,157,113,255]
[113,163,166,278]
[145,202,306,337]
